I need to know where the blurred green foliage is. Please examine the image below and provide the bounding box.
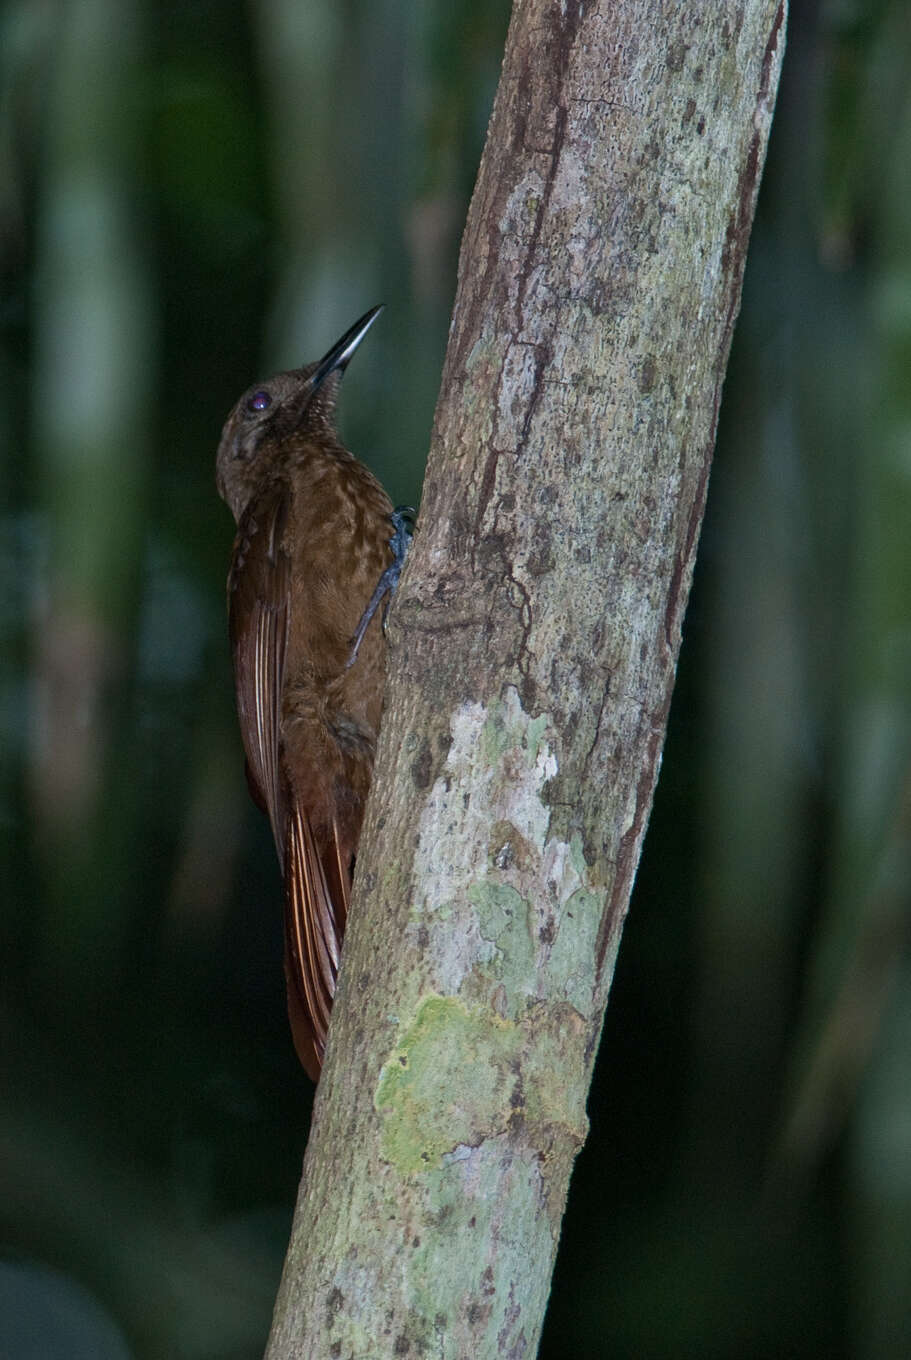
[1,1,910,1357]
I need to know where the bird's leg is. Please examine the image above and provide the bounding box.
[346,506,414,670]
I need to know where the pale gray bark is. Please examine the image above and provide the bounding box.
[266,1,786,1356]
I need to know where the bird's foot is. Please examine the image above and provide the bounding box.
[346,506,415,669]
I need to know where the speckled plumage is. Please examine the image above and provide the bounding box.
[216,310,393,1080]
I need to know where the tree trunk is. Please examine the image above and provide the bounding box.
[266,1,786,1356]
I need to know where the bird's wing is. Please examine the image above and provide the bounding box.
[228,479,349,1081]
[228,482,291,861]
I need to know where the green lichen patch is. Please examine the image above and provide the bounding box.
[375,995,590,1183]
[480,688,553,775]
[469,880,527,939]
[467,880,537,1006]
[540,887,601,1018]
[376,995,522,1176]
[569,830,589,876]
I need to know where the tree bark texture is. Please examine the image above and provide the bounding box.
[266,2,785,1356]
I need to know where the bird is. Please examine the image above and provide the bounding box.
[216,307,409,1080]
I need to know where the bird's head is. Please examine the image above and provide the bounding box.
[215,305,383,522]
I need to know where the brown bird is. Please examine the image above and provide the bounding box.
[216,307,409,1080]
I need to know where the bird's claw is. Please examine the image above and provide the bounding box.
[346,506,414,669]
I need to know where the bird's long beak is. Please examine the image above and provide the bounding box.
[310,305,384,395]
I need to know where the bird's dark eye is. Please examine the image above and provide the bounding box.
[246,389,272,413]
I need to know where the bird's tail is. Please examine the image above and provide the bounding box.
[283,804,350,1080]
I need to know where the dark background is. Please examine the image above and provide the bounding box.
[3,2,910,1357]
